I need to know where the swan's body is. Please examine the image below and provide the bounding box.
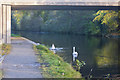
[51,44,55,50]
[72,47,78,57]
[73,52,78,58]
[36,43,40,45]
[72,47,78,61]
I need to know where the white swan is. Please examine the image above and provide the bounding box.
[72,47,78,61]
[51,44,55,50]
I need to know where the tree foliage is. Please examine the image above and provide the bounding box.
[93,10,119,33]
[12,10,120,36]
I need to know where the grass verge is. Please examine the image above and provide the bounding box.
[34,45,83,78]
[0,44,11,55]
[11,34,21,37]
[0,44,11,79]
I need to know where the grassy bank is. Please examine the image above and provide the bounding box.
[0,44,11,79]
[0,44,11,55]
[34,45,83,78]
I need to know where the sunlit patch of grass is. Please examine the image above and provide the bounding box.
[0,44,11,79]
[34,45,83,78]
[0,44,11,55]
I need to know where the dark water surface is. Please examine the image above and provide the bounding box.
[13,31,120,77]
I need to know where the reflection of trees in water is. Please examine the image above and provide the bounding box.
[13,31,119,67]
[95,41,118,68]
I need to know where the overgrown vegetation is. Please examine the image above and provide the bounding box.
[72,59,86,71]
[0,44,11,55]
[0,44,11,79]
[34,45,83,78]
[12,10,120,37]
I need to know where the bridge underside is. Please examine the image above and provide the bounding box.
[12,5,119,10]
[0,0,120,44]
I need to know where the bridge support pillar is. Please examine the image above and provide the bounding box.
[0,4,11,44]
[3,5,7,44]
[0,4,2,44]
[6,5,11,44]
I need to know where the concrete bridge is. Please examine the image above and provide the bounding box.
[0,0,120,44]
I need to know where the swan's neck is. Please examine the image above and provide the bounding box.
[73,47,75,53]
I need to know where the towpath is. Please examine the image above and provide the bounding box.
[2,37,42,78]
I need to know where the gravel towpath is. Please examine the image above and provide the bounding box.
[2,38,42,78]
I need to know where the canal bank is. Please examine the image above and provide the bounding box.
[0,44,11,79]
[1,37,82,78]
[34,45,82,78]
[2,37,42,78]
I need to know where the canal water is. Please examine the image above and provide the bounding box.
[13,31,120,77]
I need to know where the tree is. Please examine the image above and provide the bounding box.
[93,10,119,33]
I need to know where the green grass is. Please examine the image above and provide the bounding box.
[0,44,11,79]
[34,45,83,78]
[11,34,21,37]
[0,44,11,55]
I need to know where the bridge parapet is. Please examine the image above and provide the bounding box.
[0,0,120,6]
